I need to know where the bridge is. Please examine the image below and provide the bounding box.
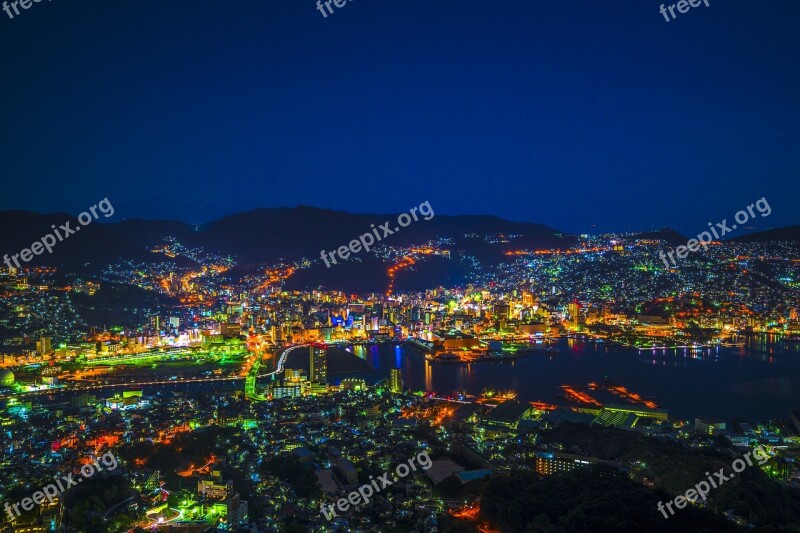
[245,344,308,400]
[318,339,400,347]
[1,342,364,404]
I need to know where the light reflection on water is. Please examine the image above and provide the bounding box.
[14,335,800,421]
[339,334,800,420]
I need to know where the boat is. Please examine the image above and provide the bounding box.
[482,351,522,361]
[426,352,464,364]
[477,388,517,403]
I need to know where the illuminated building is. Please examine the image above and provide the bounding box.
[271,384,301,398]
[432,330,481,350]
[309,382,328,395]
[340,378,366,391]
[226,493,248,529]
[589,404,669,431]
[477,400,533,437]
[220,322,242,338]
[217,410,242,428]
[309,345,327,385]
[518,322,546,335]
[274,368,309,397]
[98,341,119,354]
[389,368,403,393]
[568,302,581,328]
[35,336,52,354]
[198,477,234,500]
[7,509,56,532]
[522,291,534,307]
[695,416,726,435]
[493,304,510,320]
[535,452,621,476]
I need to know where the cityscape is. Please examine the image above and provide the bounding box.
[2,1,800,532]
[3,219,800,531]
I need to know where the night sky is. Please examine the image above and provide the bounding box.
[0,0,798,234]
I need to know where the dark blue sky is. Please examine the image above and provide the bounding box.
[0,0,798,234]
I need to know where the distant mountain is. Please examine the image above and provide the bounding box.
[731,226,800,243]
[0,206,574,268]
[190,206,576,264]
[0,207,576,290]
[0,211,158,270]
[1,207,797,291]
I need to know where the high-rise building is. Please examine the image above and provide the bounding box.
[36,336,52,354]
[309,345,327,385]
[568,302,581,328]
[494,304,510,320]
[389,368,403,393]
[227,493,248,528]
[221,322,241,338]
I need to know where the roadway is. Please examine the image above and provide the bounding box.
[0,375,244,400]
[254,344,306,377]
[2,342,349,402]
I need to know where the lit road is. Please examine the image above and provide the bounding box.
[255,344,307,377]
[0,375,244,400]
[2,343,305,402]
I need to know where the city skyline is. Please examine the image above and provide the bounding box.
[2,1,800,531]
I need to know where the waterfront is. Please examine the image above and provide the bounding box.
[341,335,800,421]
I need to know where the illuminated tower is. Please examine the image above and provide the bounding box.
[567,301,582,329]
[309,345,327,385]
[389,368,403,393]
